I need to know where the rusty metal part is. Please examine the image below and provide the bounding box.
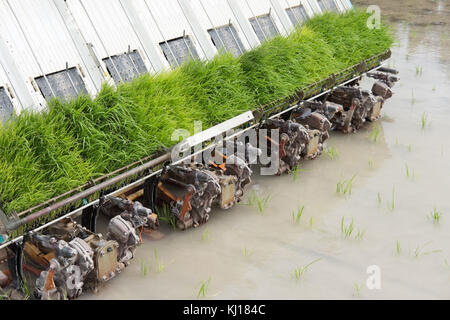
[290,108,332,159]
[0,269,9,288]
[25,218,132,300]
[101,196,159,232]
[209,172,237,210]
[263,119,311,174]
[157,165,221,229]
[208,142,256,201]
[107,215,138,267]
[297,101,345,132]
[377,66,399,75]
[366,72,399,88]
[327,86,389,132]
[362,91,385,122]
[372,81,393,99]
[32,232,91,300]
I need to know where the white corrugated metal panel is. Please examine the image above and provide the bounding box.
[333,0,346,12]
[0,66,17,120]
[281,0,316,19]
[0,0,98,108]
[340,0,354,10]
[130,0,208,61]
[236,0,289,40]
[307,0,323,14]
[66,0,156,75]
[190,0,252,51]
[313,0,343,13]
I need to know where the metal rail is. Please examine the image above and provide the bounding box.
[0,58,387,250]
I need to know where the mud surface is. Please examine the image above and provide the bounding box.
[85,1,450,299]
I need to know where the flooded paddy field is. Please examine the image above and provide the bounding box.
[85,1,450,300]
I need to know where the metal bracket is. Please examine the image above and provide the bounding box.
[178,111,254,153]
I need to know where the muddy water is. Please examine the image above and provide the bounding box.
[85,1,450,300]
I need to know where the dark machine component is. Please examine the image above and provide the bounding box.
[0,269,9,288]
[210,141,258,200]
[327,86,366,132]
[366,72,399,88]
[262,118,310,175]
[106,215,139,267]
[203,167,238,210]
[157,165,222,230]
[21,212,150,300]
[371,81,393,99]
[101,196,159,232]
[290,108,332,159]
[327,86,387,132]
[32,232,95,300]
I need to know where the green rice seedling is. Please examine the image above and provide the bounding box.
[421,112,428,129]
[292,165,299,182]
[341,217,354,238]
[0,290,8,300]
[342,179,353,195]
[355,229,366,240]
[156,205,177,230]
[309,217,314,229]
[243,247,253,257]
[411,89,415,105]
[325,145,339,160]
[153,248,165,273]
[396,240,401,255]
[369,124,381,143]
[377,192,382,205]
[197,276,212,298]
[256,194,271,214]
[305,11,394,67]
[291,164,303,182]
[179,54,255,125]
[369,158,375,169]
[428,208,442,224]
[353,283,363,298]
[292,205,305,224]
[415,65,423,76]
[341,217,365,240]
[389,187,396,211]
[408,144,413,152]
[247,191,271,214]
[245,191,255,207]
[140,260,150,276]
[336,175,356,196]
[412,241,442,258]
[202,228,210,241]
[291,258,321,281]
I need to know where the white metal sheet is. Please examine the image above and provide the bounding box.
[190,0,253,51]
